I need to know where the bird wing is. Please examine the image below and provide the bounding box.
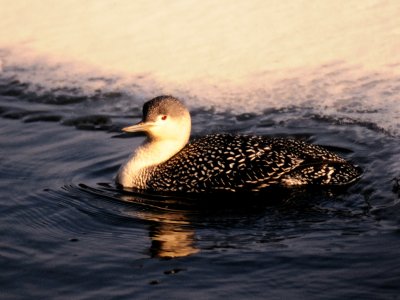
[148,134,360,193]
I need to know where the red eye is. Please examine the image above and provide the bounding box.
[161,115,167,120]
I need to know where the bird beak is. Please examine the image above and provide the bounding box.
[122,121,156,133]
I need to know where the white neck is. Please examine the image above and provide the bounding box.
[116,137,187,189]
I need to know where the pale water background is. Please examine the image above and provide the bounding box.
[0,1,400,299]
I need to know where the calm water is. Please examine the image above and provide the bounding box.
[1,1,400,299]
[1,64,400,299]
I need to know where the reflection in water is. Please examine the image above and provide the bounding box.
[120,193,199,258]
[83,183,364,259]
[148,219,199,258]
[73,183,200,258]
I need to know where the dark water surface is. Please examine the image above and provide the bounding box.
[1,72,400,300]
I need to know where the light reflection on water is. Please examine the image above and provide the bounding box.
[1,1,399,81]
[1,1,399,127]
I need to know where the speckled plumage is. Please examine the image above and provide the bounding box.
[116,96,362,193]
[147,134,361,193]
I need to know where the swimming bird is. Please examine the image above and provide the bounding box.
[116,96,361,193]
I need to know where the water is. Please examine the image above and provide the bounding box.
[1,1,400,299]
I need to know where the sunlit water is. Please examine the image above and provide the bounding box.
[1,1,400,299]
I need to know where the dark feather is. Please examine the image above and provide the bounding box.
[147,134,362,193]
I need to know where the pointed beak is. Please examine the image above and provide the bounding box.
[122,121,156,133]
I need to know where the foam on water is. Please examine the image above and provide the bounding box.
[1,1,400,135]
[1,48,399,137]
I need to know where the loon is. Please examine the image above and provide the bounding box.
[116,96,362,193]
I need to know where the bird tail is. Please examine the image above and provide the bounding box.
[281,162,362,186]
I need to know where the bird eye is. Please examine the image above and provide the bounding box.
[161,115,167,121]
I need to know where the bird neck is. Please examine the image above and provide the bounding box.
[116,137,187,189]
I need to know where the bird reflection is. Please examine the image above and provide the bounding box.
[120,193,199,258]
[148,216,199,258]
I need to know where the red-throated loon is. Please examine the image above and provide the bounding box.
[116,96,362,193]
